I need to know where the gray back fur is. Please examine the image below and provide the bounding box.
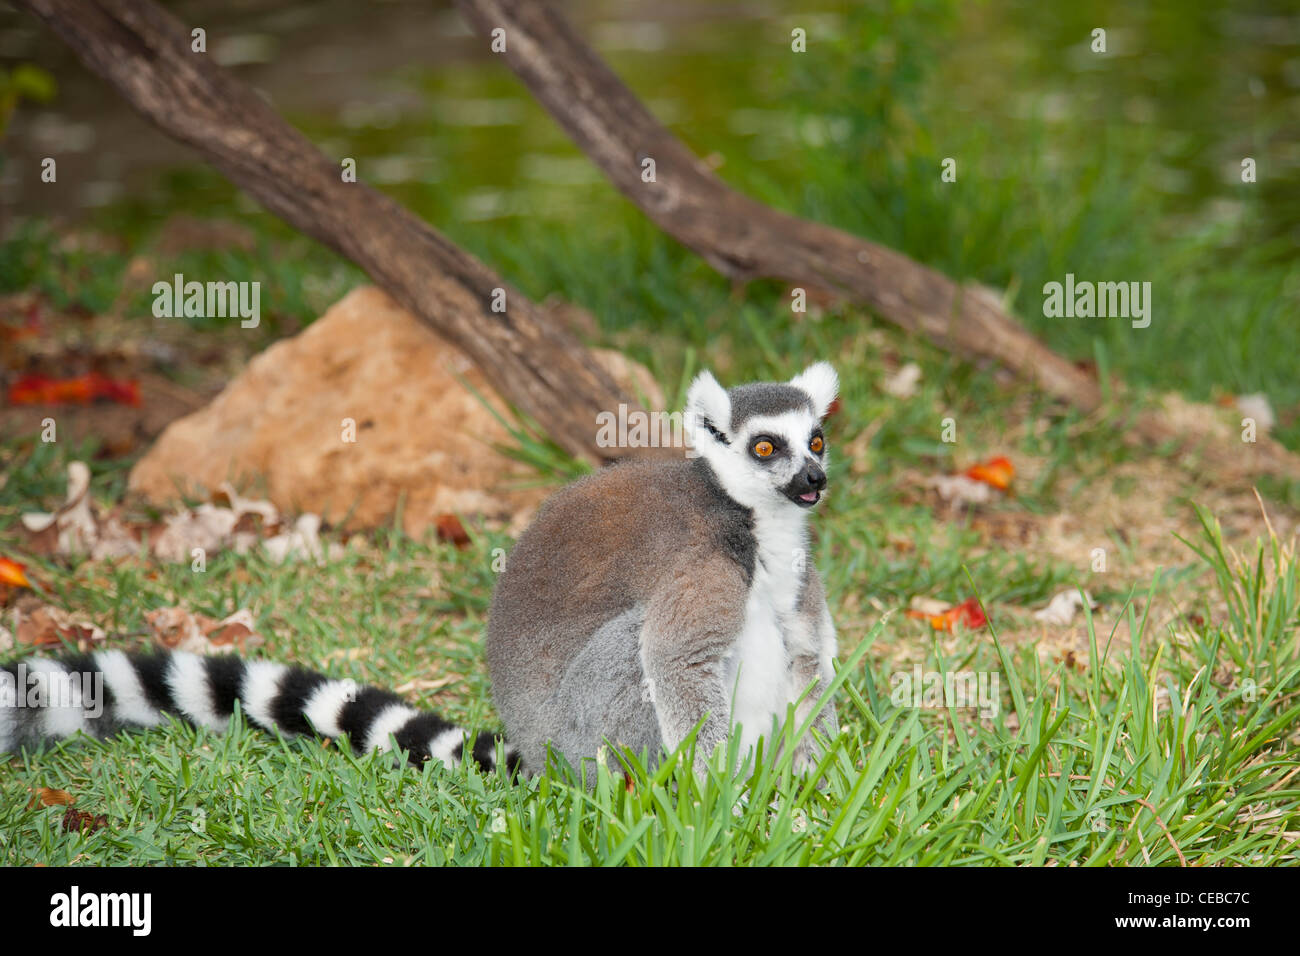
[486,457,756,771]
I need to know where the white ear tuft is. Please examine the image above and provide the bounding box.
[684,369,732,442]
[789,362,839,418]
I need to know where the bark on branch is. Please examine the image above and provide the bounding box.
[456,0,1300,481]
[15,0,668,465]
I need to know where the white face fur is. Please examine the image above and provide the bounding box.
[685,362,838,516]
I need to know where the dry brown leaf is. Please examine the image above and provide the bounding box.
[215,483,280,525]
[151,505,240,563]
[21,461,96,555]
[925,474,997,508]
[28,787,74,808]
[907,596,951,617]
[435,514,471,547]
[61,807,109,834]
[881,362,922,398]
[151,488,338,565]
[145,606,262,655]
[18,462,139,560]
[15,606,106,649]
[258,513,341,564]
[205,619,254,648]
[145,606,209,650]
[392,676,454,695]
[1032,589,1097,626]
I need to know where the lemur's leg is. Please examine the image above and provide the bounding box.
[639,553,749,776]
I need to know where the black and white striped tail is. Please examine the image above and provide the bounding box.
[0,650,520,774]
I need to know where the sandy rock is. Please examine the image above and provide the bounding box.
[128,286,661,536]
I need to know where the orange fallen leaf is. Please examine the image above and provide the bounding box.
[964,456,1014,491]
[7,372,140,407]
[28,787,74,809]
[0,557,31,589]
[905,597,988,632]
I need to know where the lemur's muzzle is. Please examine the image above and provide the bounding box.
[783,461,827,506]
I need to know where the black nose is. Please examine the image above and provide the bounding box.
[805,464,826,490]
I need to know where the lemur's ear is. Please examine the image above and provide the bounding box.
[685,369,732,444]
[789,362,839,419]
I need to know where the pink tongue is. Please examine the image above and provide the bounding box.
[800,492,818,501]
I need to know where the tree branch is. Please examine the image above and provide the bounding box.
[456,0,1300,480]
[15,0,670,465]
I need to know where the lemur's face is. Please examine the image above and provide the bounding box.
[686,363,838,514]
[733,406,827,508]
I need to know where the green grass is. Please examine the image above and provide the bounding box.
[1,498,1295,866]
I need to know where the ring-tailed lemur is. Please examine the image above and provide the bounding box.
[488,361,840,775]
[1,363,839,778]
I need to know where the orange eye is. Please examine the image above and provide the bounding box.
[753,440,774,458]
[810,436,824,453]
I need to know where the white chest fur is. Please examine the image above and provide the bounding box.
[725,509,807,756]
